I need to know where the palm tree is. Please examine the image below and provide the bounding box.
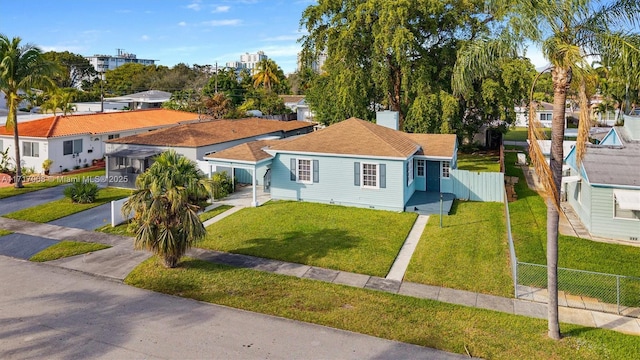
[122,150,213,268]
[42,88,74,116]
[252,58,279,91]
[453,1,640,339]
[0,34,57,188]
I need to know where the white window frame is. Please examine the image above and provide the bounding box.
[540,113,552,121]
[613,197,640,221]
[23,141,39,157]
[417,159,425,177]
[63,139,83,155]
[576,182,582,204]
[407,160,414,185]
[441,161,450,178]
[296,158,313,184]
[361,162,379,189]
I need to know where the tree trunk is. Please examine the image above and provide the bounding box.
[547,66,570,340]
[11,110,23,188]
[163,254,179,268]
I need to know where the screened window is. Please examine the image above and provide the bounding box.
[407,160,414,185]
[417,160,425,177]
[442,161,450,178]
[108,134,120,140]
[540,113,552,121]
[63,139,83,155]
[297,159,312,183]
[23,142,39,157]
[362,163,378,188]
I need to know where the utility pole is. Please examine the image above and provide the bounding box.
[215,61,218,94]
[100,72,104,113]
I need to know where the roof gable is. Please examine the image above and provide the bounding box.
[268,117,420,158]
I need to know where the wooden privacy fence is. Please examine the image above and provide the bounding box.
[449,169,505,202]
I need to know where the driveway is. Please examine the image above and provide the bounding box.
[48,203,113,230]
[0,256,466,360]
[0,185,68,216]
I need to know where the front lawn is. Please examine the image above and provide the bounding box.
[125,257,640,360]
[3,187,131,223]
[30,240,110,262]
[505,152,640,278]
[456,152,501,172]
[503,127,553,141]
[404,201,513,297]
[0,169,106,199]
[200,201,417,277]
[0,229,12,237]
[96,205,234,237]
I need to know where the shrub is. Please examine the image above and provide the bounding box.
[62,168,69,173]
[212,171,234,199]
[64,181,99,203]
[73,165,81,170]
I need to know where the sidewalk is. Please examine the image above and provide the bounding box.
[0,213,639,336]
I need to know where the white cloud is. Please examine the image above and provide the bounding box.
[260,44,301,57]
[141,35,150,41]
[212,5,230,13]
[39,45,86,53]
[178,21,187,26]
[202,19,242,26]
[187,1,202,11]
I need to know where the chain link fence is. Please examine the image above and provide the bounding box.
[503,190,640,317]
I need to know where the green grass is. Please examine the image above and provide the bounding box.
[29,240,110,262]
[456,152,501,172]
[125,257,640,360]
[505,153,640,304]
[96,205,234,237]
[404,201,513,297]
[0,229,12,237]
[503,127,552,141]
[3,187,131,223]
[198,205,234,222]
[0,169,106,199]
[200,201,417,277]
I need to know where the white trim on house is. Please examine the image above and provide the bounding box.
[296,158,313,184]
[264,149,409,161]
[361,162,380,189]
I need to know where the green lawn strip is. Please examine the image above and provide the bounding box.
[198,205,234,222]
[0,169,106,199]
[29,240,111,262]
[0,229,13,236]
[456,152,501,172]
[201,201,417,277]
[505,152,640,303]
[503,127,552,141]
[3,187,131,223]
[125,257,639,360]
[404,201,513,297]
[96,205,234,237]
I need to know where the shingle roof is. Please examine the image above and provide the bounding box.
[204,139,283,162]
[107,118,315,147]
[404,133,457,158]
[268,117,421,158]
[582,126,640,187]
[0,109,198,138]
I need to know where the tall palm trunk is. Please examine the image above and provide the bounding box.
[547,66,570,340]
[10,103,23,188]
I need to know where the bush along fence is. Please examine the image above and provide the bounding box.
[503,189,640,318]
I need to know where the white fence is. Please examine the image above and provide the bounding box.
[111,197,132,227]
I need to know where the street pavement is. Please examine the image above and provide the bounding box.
[0,255,467,360]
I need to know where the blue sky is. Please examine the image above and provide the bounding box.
[0,0,315,74]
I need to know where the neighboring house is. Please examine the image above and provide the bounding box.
[564,115,640,242]
[205,113,459,211]
[105,90,172,110]
[104,118,316,188]
[279,95,314,122]
[0,109,199,174]
[533,140,577,164]
[514,102,569,128]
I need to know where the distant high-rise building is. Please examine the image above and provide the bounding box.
[297,51,327,74]
[86,49,157,73]
[226,51,268,74]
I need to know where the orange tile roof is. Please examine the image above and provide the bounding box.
[404,133,457,158]
[0,109,198,138]
[204,139,283,162]
[268,117,420,158]
[108,118,315,147]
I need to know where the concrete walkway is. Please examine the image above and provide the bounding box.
[386,215,429,281]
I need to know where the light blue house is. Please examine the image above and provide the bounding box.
[564,115,640,242]
[205,114,459,212]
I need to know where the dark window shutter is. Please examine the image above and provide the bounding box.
[290,158,296,181]
[313,160,319,183]
[354,162,360,186]
[380,164,386,188]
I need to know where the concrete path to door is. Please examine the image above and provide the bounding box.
[386,215,429,281]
